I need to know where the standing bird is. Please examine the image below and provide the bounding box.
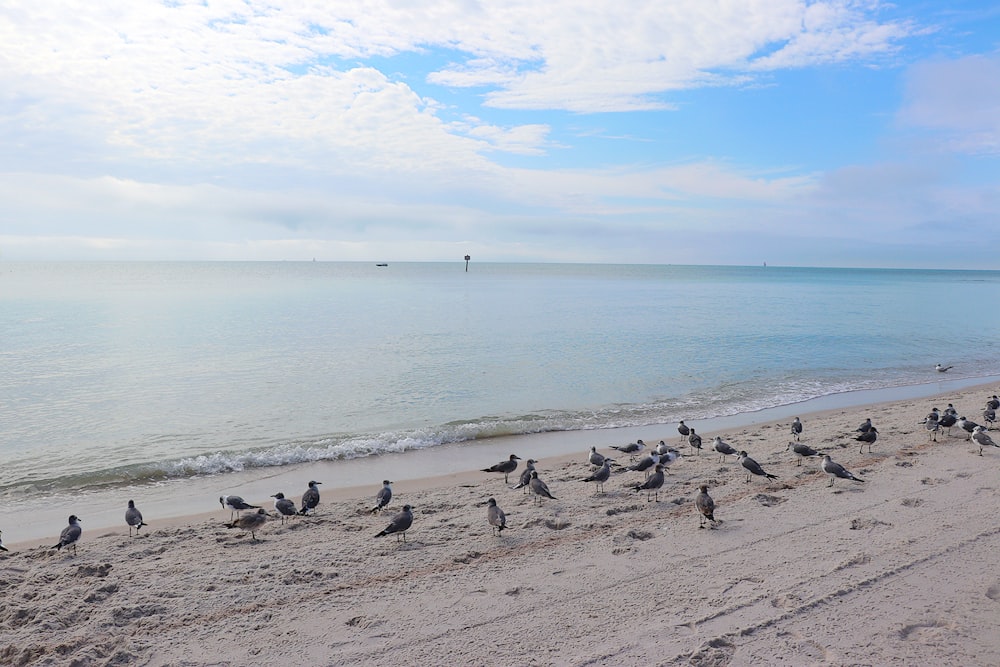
[482,454,521,483]
[688,429,703,455]
[659,448,681,472]
[786,442,820,466]
[737,452,778,484]
[125,500,148,537]
[935,363,953,373]
[972,426,1000,456]
[627,451,660,477]
[52,515,83,554]
[855,427,878,454]
[987,395,1000,412]
[677,420,691,443]
[299,480,322,515]
[486,498,507,535]
[370,480,393,514]
[821,455,865,486]
[375,504,413,542]
[983,408,996,429]
[610,440,645,461]
[696,485,717,528]
[528,471,557,505]
[512,459,538,493]
[582,459,613,494]
[271,492,297,524]
[227,508,267,541]
[631,464,665,502]
[944,403,959,417]
[956,417,981,439]
[938,412,957,435]
[588,447,606,467]
[713,436,739,462]
[790,417,803,441]
[0,529,8,552]
[855,418,873,434]
[921,409,939,442]
[220,495,258,521]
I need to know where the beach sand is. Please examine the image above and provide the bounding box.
[3,384,1000,666]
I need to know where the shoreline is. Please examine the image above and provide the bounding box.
[6,374,998,549]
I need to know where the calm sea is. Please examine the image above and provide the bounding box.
[3,262,999,538]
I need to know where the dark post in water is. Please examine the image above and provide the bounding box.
[464,254,471,272]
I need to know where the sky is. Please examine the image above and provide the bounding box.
[1,1,999,268]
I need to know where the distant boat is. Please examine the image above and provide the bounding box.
[376,263,388,267]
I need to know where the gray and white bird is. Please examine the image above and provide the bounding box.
[125,500,148,537]
[52,515,82,554]
[299,480,322,515]
[486,498,507,535]
[944,403,959,417]
[0,529,7,552]
[371,480,393,513]
[655,440,673,456]
[983,408,996,428]
[512,460,537,493]
[271,492,297,524]
[582,459,613,494]
[227,508,268,541]
[482,454,521,483]
[627,451,661,477]
[972,426,1000,456]
[220,495,259,521]
[677,420,691,443]
[610,440,645,460]
[631,464,665,502]
[956,417,982,439]
[790,417,803,441]
[713,436,739,462]
[659,448,681,471]
[935,363,953,373]
[987,396,1000,412]
[786,441,820,465]
[855,418,873,434]
[938,412,957,435]
[528,471,557,505]
[375,504,413,542]
[855,427,878,454]
[588,447,606,467]
[696,485,717,528]
[821,455,865,486]
[688,429,703,455]
[921,409,940,441]
[737,451,778,484]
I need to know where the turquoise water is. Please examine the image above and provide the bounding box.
[3,261,1000,504]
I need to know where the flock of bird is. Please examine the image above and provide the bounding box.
[14,393,1000,556]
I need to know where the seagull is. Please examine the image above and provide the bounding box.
[375,504,413,542]
[220,495,259,521]
[299,480,322,515]
[987,396,1000,412]
[370,480,393,514]
[855,418,873,434]
[855,427,878,454]
[271,493,297,524]
[944,403,958,417]
[713,436,739,462]
[0,529,8,552]
[938,412,957,435]
[921,409,939,441]
[631,464,665,502]
[227,508,268,541]
[972,426,1000,456]
[821,455,865,486]
[659,448,680,472]
[983,408,996,428]
[790,417,803,441]
[627,451,661,477]
[52,515,82,554]
[125,500,148,537]
[786,442,820,465]
[737,451,778,483]
[588,447,606,467]
[655,440,673,456]
[688,429,703,455]
[935,363,953,373]
[610,440,645,461]
[529,471,557,505]
[512,459,538,493]
[486,498,507,535]
[677,420,691,443]
[582,459,613,494]
[956,417,981,438]
[696,485,717,528]
[482,454,521,483]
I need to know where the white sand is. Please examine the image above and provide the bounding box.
[3,384,1000,666]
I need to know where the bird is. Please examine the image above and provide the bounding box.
[588,446,606,467]
[821,455,865,486]
[855,418,873,434]
[0,529,8,552]
[688,429,703,455]
[227,508,268,541]
[786,441,820,465]
[631,464,665,502]
[677,420,691,443]
[482,454,521,483]
[855,427,878,454]
[944,403,959,417]
[299,480,322,515]
[987,396,1000,412]
[125,500,148,537]
[627,451,660,477]
[713,436,739,462]
[935,363,953,373]
[983,408,996,428]
[512,459,537,493]
[972,426,1000,456]
[486,498,507,535]
[220,495,259,521]
[659,448,681,472]
[921,409,939,441]
[737,451,778,483]
[528,471,557,505]
[610,440,645,460]
[271,492,297,524]
[790,417,803,441]
[375,504,413,542]
[696,485,717,528]
[370,480,393,514]
[655,440,674,456]
[938,412,957,435]
[956,417,981,439]
[52,515,82,554]
[582,459,613,494]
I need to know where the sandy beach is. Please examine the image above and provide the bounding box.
[3,383,1000,666]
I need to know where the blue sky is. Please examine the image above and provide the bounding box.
[1,1,998,267]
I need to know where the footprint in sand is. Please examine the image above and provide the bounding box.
[986,582,1000,602]
[755,494,787,507]
[688,637,735,667]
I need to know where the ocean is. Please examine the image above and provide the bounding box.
[3,261,1000,540]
